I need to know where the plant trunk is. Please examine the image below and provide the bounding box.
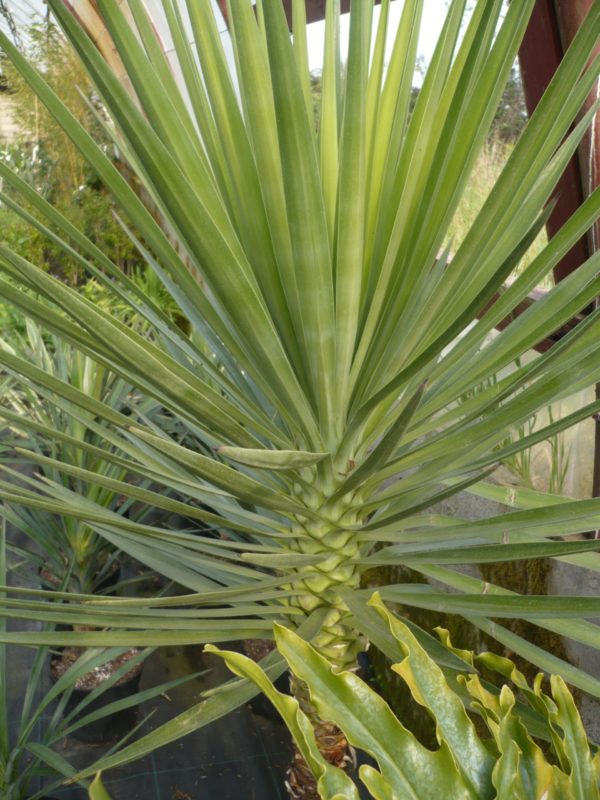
[283,508,365,796]
[286,675,355,800]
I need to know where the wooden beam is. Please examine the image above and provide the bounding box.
[518,1,587,284]
[518,0,600,284]
[218,2,380,28]
[555,0,600,262]
[519,0,600,500]
[284,0,350,24]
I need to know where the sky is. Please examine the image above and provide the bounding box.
[305,0,449,72]
[2,0,451,68]
[0,0,44,39]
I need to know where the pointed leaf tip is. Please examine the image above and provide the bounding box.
[216,446,329,470]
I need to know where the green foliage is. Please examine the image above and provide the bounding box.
[490,64,528,143]
[0,277,28,339]
[502,408,572,495]
[81,269,190,336]
[0,320,146,593]
[0,0,599,782]
[0,19,143,285]
[447,140,549,281]
[0,519,178,800]
[89,773,112,800]
[213,595,600,800]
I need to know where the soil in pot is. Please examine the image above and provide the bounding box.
[50,646,142,744]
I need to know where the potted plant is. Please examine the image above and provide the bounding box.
[0,521,194,799]
[0,634,189,798]
[0,319,154,594]
[211,594,600,799]
[0,1,599,795]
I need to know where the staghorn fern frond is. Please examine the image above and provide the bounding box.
[89,772,112,800]
[212,594,600,800]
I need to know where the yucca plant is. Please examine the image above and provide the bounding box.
[1,0,600,794]
[212,594,600,800]
[1,319,145,594]
[0,521,188,800]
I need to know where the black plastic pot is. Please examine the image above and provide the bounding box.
[26,794,61,799]
[50,652,142,744]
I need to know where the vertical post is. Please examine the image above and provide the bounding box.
[554,1,600,502]
[519,0,600,502]
[554,0,600,262]
[219,1,352,27]
[518,0,591,283]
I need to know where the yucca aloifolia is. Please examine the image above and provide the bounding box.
[2,0,600,792]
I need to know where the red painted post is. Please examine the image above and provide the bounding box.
[518,0,600,283]
[554,0,600,259]
[519,31,583,268]
[555,0,600,511]
[519,0,600,501]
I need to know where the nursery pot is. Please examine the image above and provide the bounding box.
[50,647,142,744]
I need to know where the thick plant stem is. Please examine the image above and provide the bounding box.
[248,493,364,799]
[286,674,355,800]
[289,517,366,657]
[280,496,364,797]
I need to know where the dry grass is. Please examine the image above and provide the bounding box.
[447,139,552,289]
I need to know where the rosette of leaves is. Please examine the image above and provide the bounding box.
[0,0,599,792]
[211,594,600,800]
[0,320,150,594]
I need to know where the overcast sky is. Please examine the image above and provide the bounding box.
[2,0,450,66]
[306,0,448,71]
